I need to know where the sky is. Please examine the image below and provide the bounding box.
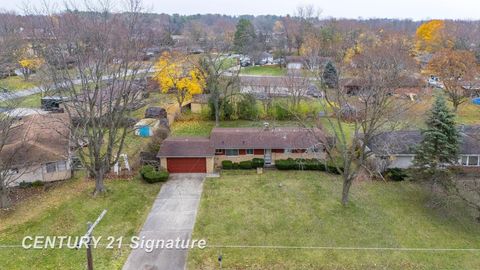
[1,0,479,20]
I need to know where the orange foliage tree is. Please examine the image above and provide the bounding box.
[427,49,479,111]
[416,20,452,53]
[155,52,205,111]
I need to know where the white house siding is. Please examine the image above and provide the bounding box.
[388,155,415,169]
[8,160,72,186]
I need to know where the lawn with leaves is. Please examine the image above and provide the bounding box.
[240,65,287,76]
[188,171,480,270]
[170,119,320,137]
[0,176,161,269]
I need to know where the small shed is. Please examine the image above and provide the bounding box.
[134,118,160,137]
[191,94,211,113]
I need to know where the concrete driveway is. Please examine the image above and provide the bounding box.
[123,173,205,270]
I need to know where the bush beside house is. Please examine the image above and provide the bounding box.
[140,165,169,183]
[275,158,342,174]
[222,159,265,170]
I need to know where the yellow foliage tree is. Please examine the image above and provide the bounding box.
[415,20,451,53]
[18,57,43,81]
[155,52,205,111]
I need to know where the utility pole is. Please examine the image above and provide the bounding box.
[81,209,107,270]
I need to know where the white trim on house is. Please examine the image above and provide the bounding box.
[460,155,480,167]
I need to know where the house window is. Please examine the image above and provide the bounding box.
[45,162,57,173]
[215,149,224,155]
[246,149,254,155]
[225,149,239,156]
[57,161,67,171]
[461,155,480,166]
[284,149,292,154]
[462,156,468,166]
[468,156,479,166]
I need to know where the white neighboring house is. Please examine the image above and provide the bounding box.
[366,127,480,170]
[0,113,72,186]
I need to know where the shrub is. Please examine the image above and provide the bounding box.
[275,159,296,170]
[274,158,341,174]
[326,165,342,175]
[237,94,259,120]
[304,159,326,171]
[140,165,169,183]
[222,160,234,169]
[384,168,408,181]
[232,162,240,169]
[239,160,253,169]
[251,158,264,168]
[18,181,32,189]
[272,102,293,120]
[31,180,45,187]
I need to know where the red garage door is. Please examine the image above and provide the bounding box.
[166,158,207,173]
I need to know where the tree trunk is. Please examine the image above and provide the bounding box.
[341,175,354,206]
[0,187,10,209]
[214,97,220,127]
[93,168,106,196]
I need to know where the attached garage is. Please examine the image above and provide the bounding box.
[157,137,215,173]
[166,158,206,173]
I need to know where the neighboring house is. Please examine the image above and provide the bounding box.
[285,56,331,71]
[157,127,327,173]
[366,126,480,170]
[0,113,72,186]
[191,94,210,113]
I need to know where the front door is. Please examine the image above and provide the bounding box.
[264,149,272,165]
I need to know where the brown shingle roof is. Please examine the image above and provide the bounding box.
[157,137,214,157]
[0,113,70,167]
[210,127,326,149]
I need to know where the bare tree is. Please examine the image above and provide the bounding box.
[283,70,310,109]
[31,0,151,195]
[0,12,23,80]
[192,21,240,127]
[0,100,24,208]
[309,40,415,205]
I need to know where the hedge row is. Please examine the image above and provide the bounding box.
[383,168,408,181]
[140,165,169,183]
[275,158,342,174]
[222,158,265,170]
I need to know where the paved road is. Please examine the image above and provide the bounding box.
[122,173,205,270]
[0,68,153,102]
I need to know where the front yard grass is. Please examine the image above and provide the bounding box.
[0,176,161,269]
[188,171,480,270]
[240,65,287,76]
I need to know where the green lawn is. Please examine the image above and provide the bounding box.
[0,76,37,92]
[0,176,161,269]
[240,65,287,76]
[0,93,42,108]
[188,171,480,270]
[170,120,320,137]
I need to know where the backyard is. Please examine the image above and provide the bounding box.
[188,171,480,270]
[0,175,161,269]
[240,65,287,76]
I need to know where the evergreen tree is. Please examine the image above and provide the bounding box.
[233,19,256,55]
[414,94,460,173]
[322,61,338,89]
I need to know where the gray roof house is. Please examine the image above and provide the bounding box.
[366,126,480,169]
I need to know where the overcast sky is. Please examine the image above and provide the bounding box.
[1,0,479,20]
